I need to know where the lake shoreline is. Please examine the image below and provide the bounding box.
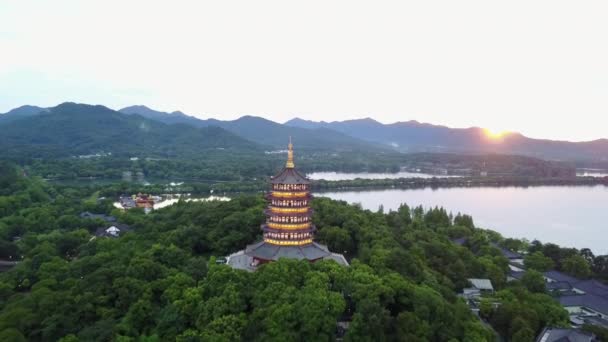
[48,174,608,194]
[317,186,608,255]
[312,176,608,192]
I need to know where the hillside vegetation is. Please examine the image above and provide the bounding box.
[0,164,590,341]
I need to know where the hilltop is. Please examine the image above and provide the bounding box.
[285,117,608,162]
[0,103,256,159]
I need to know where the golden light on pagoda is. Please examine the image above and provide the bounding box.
[233,138,349,268]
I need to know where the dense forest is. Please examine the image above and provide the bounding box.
[1,162,607,341]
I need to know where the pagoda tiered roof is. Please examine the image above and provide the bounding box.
[270,167,310,184]
[245,241,331,261]
[226,139,348,270]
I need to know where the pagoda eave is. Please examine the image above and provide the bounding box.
[262,224,316,234]
[264,209,313,217]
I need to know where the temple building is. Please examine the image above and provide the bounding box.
[227,139,348,271]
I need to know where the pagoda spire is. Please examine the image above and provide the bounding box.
[286,136,295,168]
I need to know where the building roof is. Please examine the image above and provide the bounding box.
[509,270,526,280]
[547,281,574,291]
[227,246,349,271]
[467,278,494,291]
[544,270,608,315]
[559,293,608,315]
[451,238,523,259]
[270,167,311,185]
[94,223,131,238]
[245,241,334,261]
[80,211,116,222]
[536,327,595,342]
[451,237,468,246]
[545,271,581,284]
[490,242,523,259]
[583,316,608,329]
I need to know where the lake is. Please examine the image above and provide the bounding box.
[308,171,460,181]
[577,169,608,177]
[315,185,608,255]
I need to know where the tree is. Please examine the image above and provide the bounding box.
[0,329,27,342]
[318,226,354,255]
[502,238,526,253]
[479,256,507,290]
[453,213,474,229]
[580,248,595,264]
[524,251,554,272]
[511,326,535,342]
[562,255,591,279]
[479,298,493,319]
[393,312,430,341]
[521,270,546,293]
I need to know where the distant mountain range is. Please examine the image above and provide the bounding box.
[118,105,386,152]
[1,103,607,162]
[0,103,254,159]
[285,118,608,162]
[0,105,49,125]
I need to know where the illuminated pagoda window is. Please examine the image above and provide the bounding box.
[226,138,349,270]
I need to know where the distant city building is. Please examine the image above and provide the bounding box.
[117,193,156,212]
[227,139,348,271]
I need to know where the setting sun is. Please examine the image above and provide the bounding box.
[483,128,510,140]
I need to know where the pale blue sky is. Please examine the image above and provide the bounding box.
[1,0,607,141]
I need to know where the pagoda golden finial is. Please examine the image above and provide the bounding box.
[286,136,295,168]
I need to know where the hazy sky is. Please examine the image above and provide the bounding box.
[1,1,607,141]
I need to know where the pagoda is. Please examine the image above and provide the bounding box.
[227,139,348,270]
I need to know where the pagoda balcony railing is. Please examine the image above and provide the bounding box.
[264,238,313,246]
[271,185,309,192]
[267,200,310,208]
[262,224,315,234]
[268,218,311,225]
[264,231,313,239]
[267,206,311,214]
[265,222,312,230]
[268,191,311,199]
[264,208,312,217]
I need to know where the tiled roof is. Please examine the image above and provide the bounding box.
[468,278,494,291]
[270,167,311,184]
[490,242,523,259]
[227,247,349,271]
[94,223,131,237]
[545,271,608,315]
[245,241,333,261]
[451,237,468,246]
[536,327,595,342]
[547,281,573,291]
[559,293,608,315]
[80,211,116,222]
[508,270,526,280]
[545,271,581,284]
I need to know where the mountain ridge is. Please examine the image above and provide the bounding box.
[0,103,258,159]
[119,106,389,152]
[285,117,608,161]
[3,103,607,161]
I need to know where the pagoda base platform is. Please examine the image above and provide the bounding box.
[226,241,348,271]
